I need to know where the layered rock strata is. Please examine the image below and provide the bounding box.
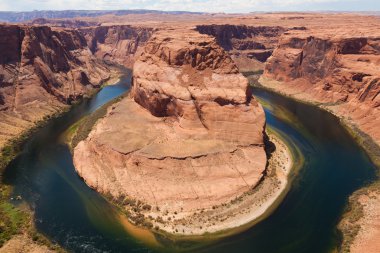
[0,24,110,149]
[262,32,380,149]
[196,25,285,72]
[260,30,380,253]
[79,25,154,68]
[73,29,268,234]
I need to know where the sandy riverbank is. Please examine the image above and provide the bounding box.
[0,234,56,253]
[338,184,380,253]
[349,189,380,253]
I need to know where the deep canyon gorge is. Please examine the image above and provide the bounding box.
[0,11,379,253]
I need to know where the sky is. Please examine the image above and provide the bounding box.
[0,0,379,13]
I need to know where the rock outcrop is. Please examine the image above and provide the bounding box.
[261,30,380,253]
[263,32,380,147]
[197,25,285,72]
[0,24,110,148]
[79,25,154,67]
[73,29,267,233]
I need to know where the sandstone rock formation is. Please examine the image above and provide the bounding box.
[73,29,267,233]
[196,25,285,72]
[263,31,380,148]
[261,28,380,253]
[79,25,154,68]
[0,24,110,148]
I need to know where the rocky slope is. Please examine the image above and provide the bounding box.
[73,29,268,234]
[196,25,286,72]
[260,29,380,253]
[0,24,110,150]
[79,25,154,68]
[262,31,380,148]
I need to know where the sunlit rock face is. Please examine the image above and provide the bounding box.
[74,28,267,215]
[263,31,380,146]
[0,24,110,148]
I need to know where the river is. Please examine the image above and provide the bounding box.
[2,72,377,253]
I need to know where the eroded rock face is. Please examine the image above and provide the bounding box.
[79,25,154,68]
[131,29,265,145]
[263,32,380,146]
[196,25,285,71]
[0,24,110,148]
[74,29,266,216]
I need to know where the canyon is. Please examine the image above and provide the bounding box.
[258,18,380,253]
[0,23,154,155]
[0,24,109,151]
[0,11,379,253]
[73,29,289,235]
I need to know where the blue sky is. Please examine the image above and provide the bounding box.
[0,0,379,13]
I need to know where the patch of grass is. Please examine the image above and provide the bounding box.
[0,185,65,251]
[70,94,126,150]
[0,109,69,248]
[0,200,28,246]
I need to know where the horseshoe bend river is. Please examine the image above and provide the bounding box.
[2,71,378,253]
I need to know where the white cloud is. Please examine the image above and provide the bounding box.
[0,0,374,13]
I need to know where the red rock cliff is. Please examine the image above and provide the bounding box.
[196,25,286,71]
[131,29,265,144]
[79,25,154,68]
[263,31,380,146]
[0,24,110,148]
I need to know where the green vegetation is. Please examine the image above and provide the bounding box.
[0,109,68,249]
[338,183,380,253]
[0,188,27,246]
[69,94,126,150]
[0,185,63,251]
[241,70,264,77]
[0,67,128,250]
[0,109,68,172]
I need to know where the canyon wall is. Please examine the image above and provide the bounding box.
[0,24,110,149]
[73,29,267,233]
[0,23,154,150]
[261,30,380,253]
[262,32,380,146]
[196,25,286,71]
[79,25,154,68]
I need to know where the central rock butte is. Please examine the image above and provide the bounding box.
[73,28,276,235]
